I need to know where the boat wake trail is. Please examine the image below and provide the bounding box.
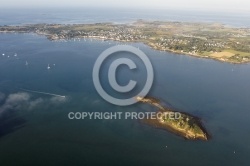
[20,88,66,98]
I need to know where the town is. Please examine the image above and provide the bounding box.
[1,20,250,63]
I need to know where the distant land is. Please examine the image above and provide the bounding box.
[1,20,250,63]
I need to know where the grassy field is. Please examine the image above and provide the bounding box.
[210,51,235,58]
[225,49,250,57]
[1,20,250,63]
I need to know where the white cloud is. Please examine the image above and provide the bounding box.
[5,92,30,105]
[28,98,44,110]
[50,96,67,104]
[0,92,67,118]
[0,92,31,113]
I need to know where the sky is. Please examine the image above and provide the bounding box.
[1,0,250,12]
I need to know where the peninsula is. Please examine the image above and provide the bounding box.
[1,20,250,63]
[136,96,210,141]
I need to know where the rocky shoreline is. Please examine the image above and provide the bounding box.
[136,96,210,141]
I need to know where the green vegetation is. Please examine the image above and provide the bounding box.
[161,112,206,138]
[136,96,209,141]
[1,20,250,63]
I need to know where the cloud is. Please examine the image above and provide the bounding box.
[0,91,68,118]
[50,96,67,104]
[0,91,68,138]
[28,98,44,110]
[5,92,30,105]
[0,92,30,117]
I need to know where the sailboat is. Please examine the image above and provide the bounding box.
[47,64,51,70]
[25,61,28,66]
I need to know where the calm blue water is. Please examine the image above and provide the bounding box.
[0,9,250,166]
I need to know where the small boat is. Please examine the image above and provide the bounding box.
[47,64,50,70]
[25,61,28,66]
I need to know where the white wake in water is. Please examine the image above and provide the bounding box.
[20,88,66,98]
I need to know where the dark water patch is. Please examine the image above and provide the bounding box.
[0,114,26,139]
